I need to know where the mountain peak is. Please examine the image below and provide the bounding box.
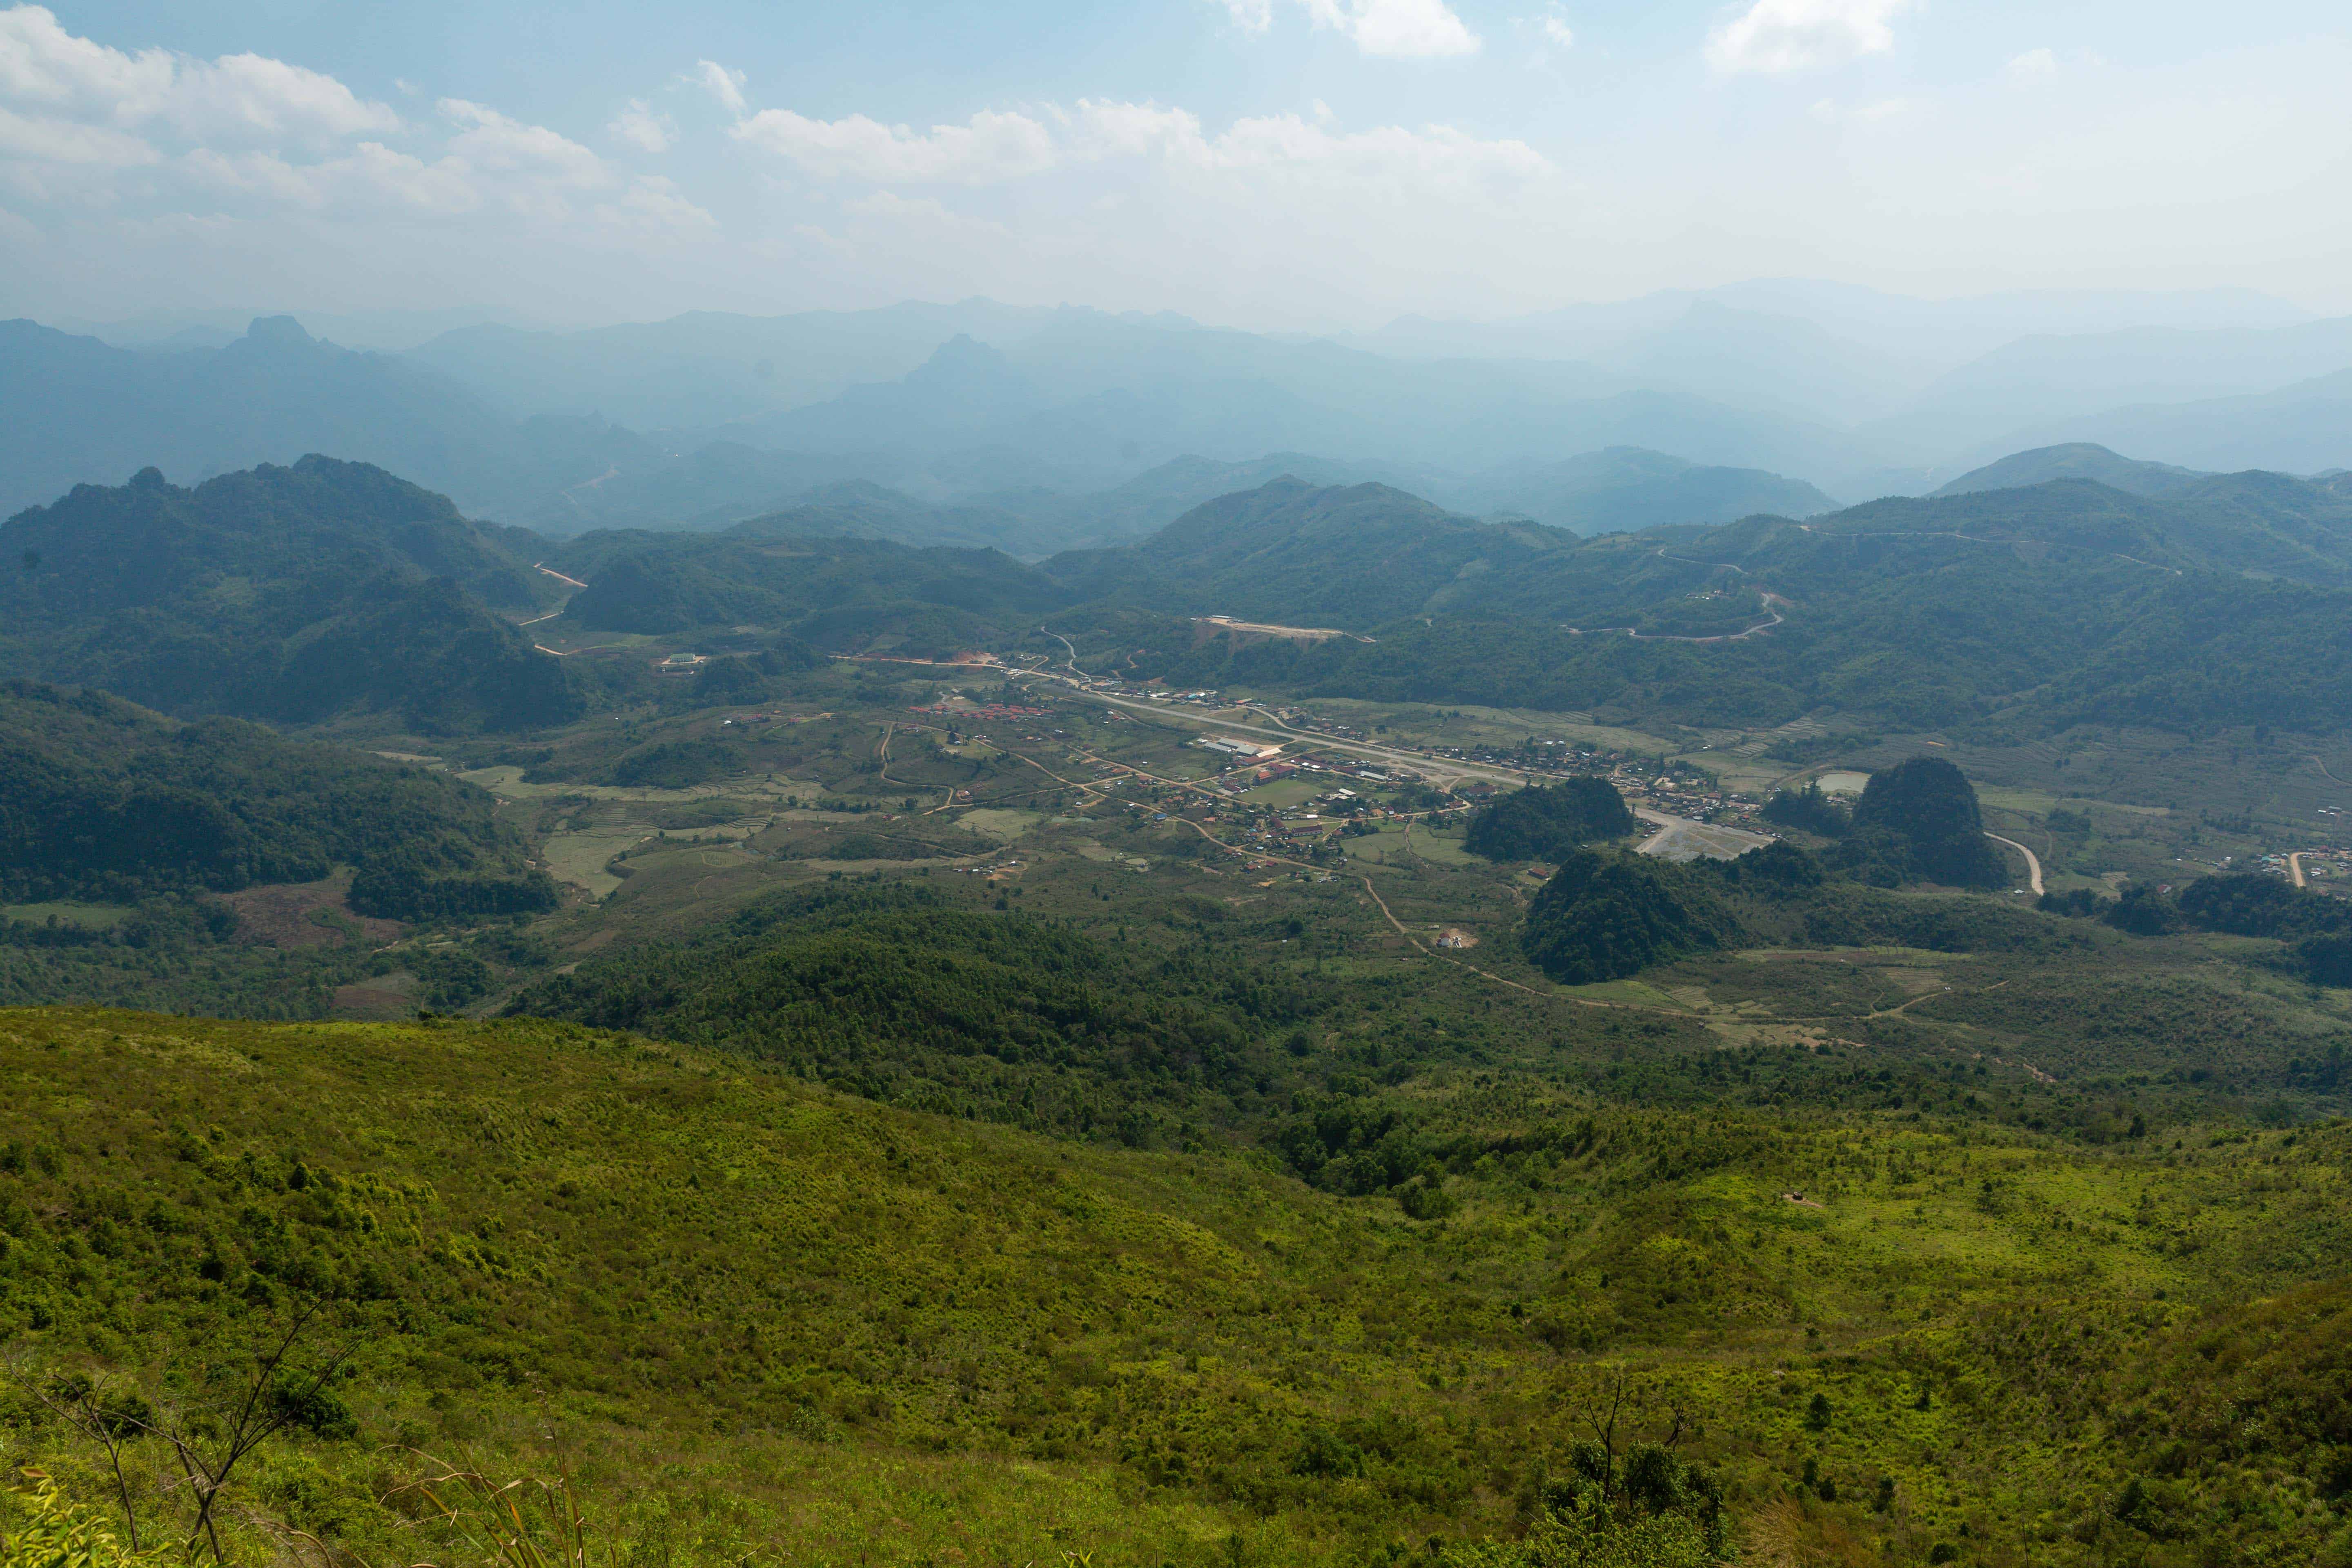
[245,315,316,348]
[1934,442,2207,499]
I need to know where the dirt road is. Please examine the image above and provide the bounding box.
[1985,833,2045,896]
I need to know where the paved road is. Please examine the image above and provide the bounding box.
[1985,832,2045,896]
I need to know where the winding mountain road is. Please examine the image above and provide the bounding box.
[1985,832,2045,896]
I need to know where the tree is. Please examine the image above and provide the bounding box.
[150,1301,357,1562]
[1760,782,1849,838]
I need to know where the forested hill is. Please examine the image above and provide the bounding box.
[549,523,1066,649]
[1801,473,2352,586]
[1096,470,2352,737]
[20,446,2352,742]
[0,680,554,917]
[0,458,579,733]
[1932,442,2209,498]
[1044,478,1582,624]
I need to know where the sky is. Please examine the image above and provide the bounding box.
[3,0,2350,332]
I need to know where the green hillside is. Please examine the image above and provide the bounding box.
[1108,476,2352,737]
[5,1007,2352,1568]
[552,524,1064,648]
[0,680,551,917]
[0,459,579,733]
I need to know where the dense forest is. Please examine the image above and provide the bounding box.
[508,884,1344,1139]
[0,460,578,733]
[1836,757,2009,888]
[1463,776,1639,861]
[0,680,552,916]
[1519,838,2065,986]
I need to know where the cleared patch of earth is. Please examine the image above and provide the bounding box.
[220,875,399,949]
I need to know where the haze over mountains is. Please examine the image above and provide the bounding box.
[11,280,2352,561]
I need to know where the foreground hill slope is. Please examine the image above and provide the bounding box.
[4,1008,2350,1566]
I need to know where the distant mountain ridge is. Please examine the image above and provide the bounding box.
[1449,446,1837,531]
[1933,443,2209,499]
[14,285,2352,547]
[0,315,651,522]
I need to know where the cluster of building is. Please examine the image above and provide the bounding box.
[1196,735,1286,762]
[1075,681,1232,709]
[908,702,1049,720]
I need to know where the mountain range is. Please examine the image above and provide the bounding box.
[12,281,2352,554]
[11,434,2348,747]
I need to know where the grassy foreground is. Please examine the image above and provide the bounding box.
[1,1008,2348,1567]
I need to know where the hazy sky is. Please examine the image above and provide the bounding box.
[5,0,2350,330]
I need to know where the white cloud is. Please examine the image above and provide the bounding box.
[1809,95,1910,122]
[841,189,1012,241]
[442,99,604,183]
[1304,0,1479,57]
[734,96,1550,198]
[608,97,673,153]
[733,106,1058,185]
[595,173,715,236]
[2004,48,2060,86]
[1541,16,1576,48]
[183,142,481,216]
[0,6,397,144]
[167,52,401,143]
[0,5,174,118]
[0,101,153,165]
[0,6,706,250]
[1207,0,1478,58]
[690,59,746,115]
[1706,0,1910,76]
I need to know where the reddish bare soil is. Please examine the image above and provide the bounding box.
[220,875,400,949]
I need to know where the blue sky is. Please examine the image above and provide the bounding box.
[6,1,2350,328]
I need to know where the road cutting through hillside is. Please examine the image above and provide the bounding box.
[1985,832,2045,896]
